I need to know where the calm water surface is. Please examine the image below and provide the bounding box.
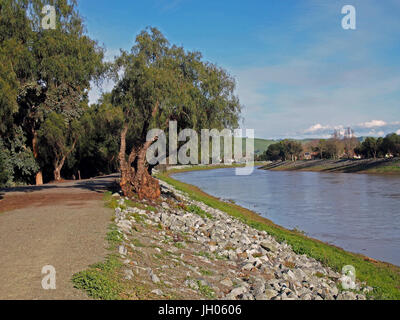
[172,167,400,266]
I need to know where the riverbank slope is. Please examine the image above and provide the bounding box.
[260,158,400,174]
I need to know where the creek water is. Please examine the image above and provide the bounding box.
[172,167,400,266]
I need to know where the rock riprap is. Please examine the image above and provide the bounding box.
[110,179,369,300]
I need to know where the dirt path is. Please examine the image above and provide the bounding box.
[0,175,118,300]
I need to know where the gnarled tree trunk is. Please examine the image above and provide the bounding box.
[119,124,160,200]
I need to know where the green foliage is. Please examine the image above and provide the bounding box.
[355,133,400,159]
[0,140,10,186]
[0,0,105,184]
[186,204,213,219]
[106,225,123,249]
[74,95,124,178]
[263,140,303,161]
[356,137,382,158]
[71,254,123,300]
[0,128,38,187]
[196,280,215,299]
[194,251,213,259]
[112,27,242,168]
[313,139,340,159]
[37,112,82,179]
[382,133,400,157]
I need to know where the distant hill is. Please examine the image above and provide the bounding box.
[237,138,276,156]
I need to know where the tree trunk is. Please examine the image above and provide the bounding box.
[119,125,161,200]
[52,139,77,182]
[54,166,62,181]
[53,156,65,181]
[132,144,161,200]
[32,131,43,185]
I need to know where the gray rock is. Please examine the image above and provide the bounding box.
[336,291,357,300]
[228,286,247,298]
[123,269,134,280]
[185,279,199,290]
[151,289,164,296]
[260,241,277,253]
[241,263,254,271]
[300,293,312,300]
[241,293,255,300]
[118,245,127,256]
[252,280,265,296]
[264,289,278,300]
[148,269,160,283]
[220,278,233,287]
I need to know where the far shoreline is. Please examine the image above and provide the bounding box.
[259,158,400,175]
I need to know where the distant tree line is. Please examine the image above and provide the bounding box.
[258,129,400,162]
[258,140,303,161]
[355,134,400,159]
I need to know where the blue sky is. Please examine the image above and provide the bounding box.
[78,0,400,139]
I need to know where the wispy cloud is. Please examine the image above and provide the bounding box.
[304,123,331,133]
[358,120,387,129]
[300,120,400,138]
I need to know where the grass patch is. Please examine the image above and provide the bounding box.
[199,268,214,276]
[186,204,213,220]
[131,238,146,247]
[106,225,123,249]
[128,212,146,223]
[72,254,124,300]
[158,171,400,300]
[197,281,215,299]
[166,162,267,175]
[194,251,213,260]
[174,242,185,249]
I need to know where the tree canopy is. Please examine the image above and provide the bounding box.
[112,27,242,199]
[0,0,104,184]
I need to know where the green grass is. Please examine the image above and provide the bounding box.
[199,267,214,276]
[186,204,214,219]
[193,251,213,260]
[131,238,146,247]
[174,242,185,249]
[196,280,215,299]
[72,254,124,300]
[166,162,267,175]
[158,171,400,300]
[106,225,124,249]
[103,191,120,209]
[364,165,400,174]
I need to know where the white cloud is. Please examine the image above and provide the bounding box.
[396,129,400,135]
[359,120,387,128]
[304,123,331,133]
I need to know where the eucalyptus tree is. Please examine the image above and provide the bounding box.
[75,93,124,179]
[0,0,104,183]
[112,27,242,199]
